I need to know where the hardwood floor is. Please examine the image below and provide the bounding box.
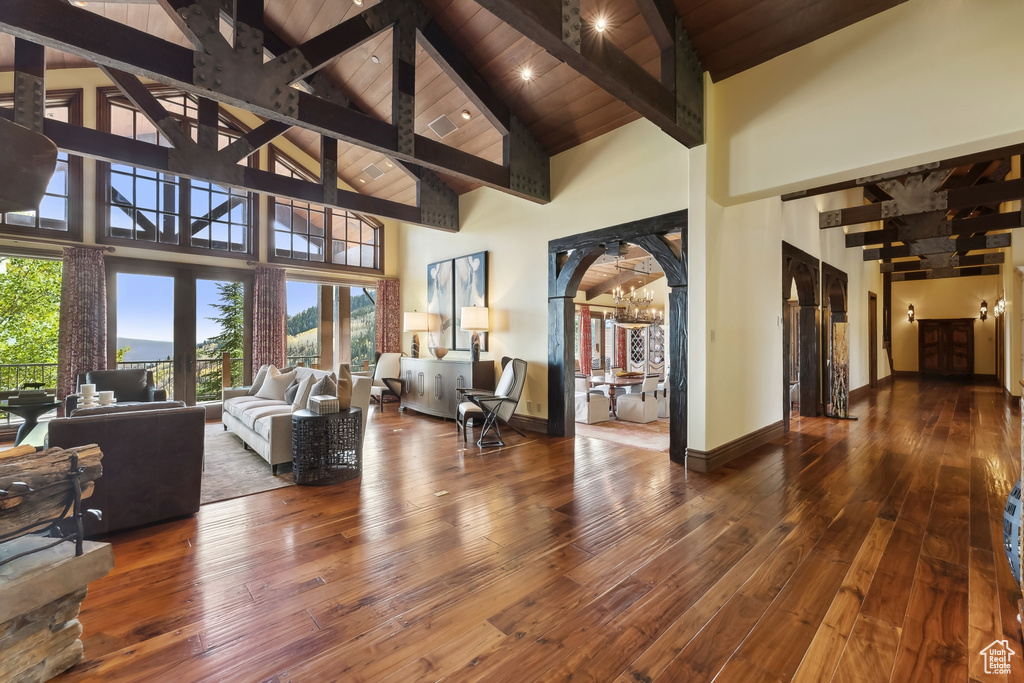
[52,378,1024,682]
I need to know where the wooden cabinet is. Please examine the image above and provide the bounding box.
[918,318,974,376]
[399,358,495,419]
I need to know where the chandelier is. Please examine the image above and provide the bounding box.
[610,285,662,329]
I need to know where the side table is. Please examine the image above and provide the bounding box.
[291,407,362,485]
[0,400,60,447]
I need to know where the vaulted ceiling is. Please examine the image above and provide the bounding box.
[0,0,907,228]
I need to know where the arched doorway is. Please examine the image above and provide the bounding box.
[547,210,688,465]
[782,242,820,433]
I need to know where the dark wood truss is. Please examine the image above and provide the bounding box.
[0,0,706,230]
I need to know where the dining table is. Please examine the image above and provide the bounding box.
[587,374,644,417]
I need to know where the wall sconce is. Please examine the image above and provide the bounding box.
[995,297,1006,317]
[460,306,489,362]
[907,303,915,323]
[980,300,988,322]
[403,311,428,358]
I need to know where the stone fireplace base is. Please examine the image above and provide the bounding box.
[0,536,113,682]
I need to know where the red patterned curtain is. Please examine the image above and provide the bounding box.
[57,247,107,407]
[252,267,286,376]
[579,305,592,376]
[375,279,400,354]
[615,326,627,369]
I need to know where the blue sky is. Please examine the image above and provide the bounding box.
[115,274,319,342]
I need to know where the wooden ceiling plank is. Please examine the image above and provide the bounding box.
[472,0,702,146]
[879,252,1004,273]
[288,2,397,78]
[419,17,512,133]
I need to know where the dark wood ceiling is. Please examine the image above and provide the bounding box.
[0,0,907,203]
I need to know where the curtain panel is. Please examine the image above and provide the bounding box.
[57,247,107,407]
[579,305,592,376]
[252,266,287,376]
[375,279,400,354]
[615,326,627,369]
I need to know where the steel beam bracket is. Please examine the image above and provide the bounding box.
[508,116,550,201]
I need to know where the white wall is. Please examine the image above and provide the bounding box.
[398,119,688,420]
[892,276,1000,374]
[709,0,1024,205]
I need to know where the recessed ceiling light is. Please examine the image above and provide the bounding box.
[353,0,363,6]
[358,178,366,184]
[520,67,534,82]
[371,55,379,64]
[594,17,608,32]
[461,110,471,120]
[72,0,88,5]
[384,160,393,168]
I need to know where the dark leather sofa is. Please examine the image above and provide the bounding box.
[65,368,167,414]
[48,401,205,537]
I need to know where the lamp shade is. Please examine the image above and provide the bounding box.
[403,311,429,331]
[460,306,489,331]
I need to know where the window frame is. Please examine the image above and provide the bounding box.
[94,85,259,260]
[268,147,384,276]
[0,89,84,242]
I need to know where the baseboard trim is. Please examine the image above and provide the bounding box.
[686,420,785,473]
[511,414,547,434]
[892,370,919,378]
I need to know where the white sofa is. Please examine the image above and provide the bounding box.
[222,367,371,473]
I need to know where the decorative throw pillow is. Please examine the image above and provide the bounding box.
[248,365,271,396]
[255,369,296,401]
[291,375,315,412]
[283,377,301,404]
[336,364,352,410]
[306,374,337,409]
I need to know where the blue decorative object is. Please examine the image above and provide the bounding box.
[1003,479,1022,583]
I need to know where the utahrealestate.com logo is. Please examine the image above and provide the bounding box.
[980,639,1015,675]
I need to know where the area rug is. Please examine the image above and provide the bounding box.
[574,417,671,452]
[202,422,294,504]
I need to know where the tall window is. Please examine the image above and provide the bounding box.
[0,91,83,240]
[98,88,254,257]
[270,149,382,272]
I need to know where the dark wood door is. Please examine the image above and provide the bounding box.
[918,319,974,376]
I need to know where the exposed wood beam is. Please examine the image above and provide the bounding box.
[101,67,191,149]
[633,0,675,51]
[879,252,1004,272]
[549,210,687,253]
[219,119,292,164]
[13,38,45,134]
[784,142,1024,201]
[891,265,1001,281]
[822,177,1024,229]
[472,0,702,147]
[0,0,540,202]
[863,233,1011,260]
[0,107,423,225]
[845,210,1023,247]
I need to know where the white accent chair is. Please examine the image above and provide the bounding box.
[574,376,610,424]
[370,352,402,411]
[616,375,660,424]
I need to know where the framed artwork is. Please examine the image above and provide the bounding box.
[454,251,488,351]
[426,259,454,350]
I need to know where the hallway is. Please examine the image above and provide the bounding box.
[59,378,1023,682]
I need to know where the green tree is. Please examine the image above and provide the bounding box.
[0,257,62,389]
[197,281,245,400]
[286,305,318,336]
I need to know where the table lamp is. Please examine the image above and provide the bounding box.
[403,311,428,358]
[460,306,489,362]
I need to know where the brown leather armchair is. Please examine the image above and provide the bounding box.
[48,402,206,537]
[65,368,167,414]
